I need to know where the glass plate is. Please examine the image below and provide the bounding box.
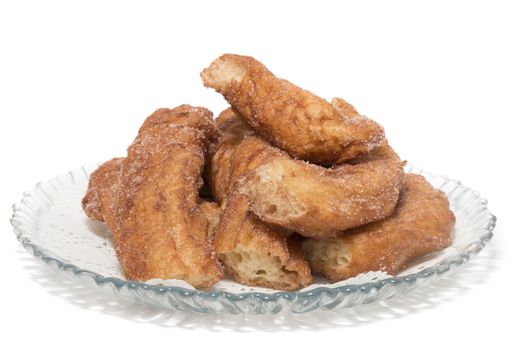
[10,164,495,314]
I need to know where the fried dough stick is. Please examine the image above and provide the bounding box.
[303,174,455,281]
[236,139,405,238]
[82,105,223,289]
[212,109,312,290]
[201,54,385,165]
[83,160,221,241]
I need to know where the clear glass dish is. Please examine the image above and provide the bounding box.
[10,164,495,314]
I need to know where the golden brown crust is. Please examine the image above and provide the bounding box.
[82,157,124,222]
[82,158,220,243]
[201,54,385,165]
[212,111,404,238]
[80,55,455,292]
[138,106,219,146]
[236,139,405,238]
[303,174,456,281]
[199,200,221,242]
[211,109,312,290]
[215,192,312,291]
[210,108,255,204]
[88,105,223,289]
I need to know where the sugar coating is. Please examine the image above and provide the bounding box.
[236,139,405,238]
[303,174,456,281]
[211,108,312,290]
[82,105,223,289]
[80,55,456,292]
[201,54,386,165]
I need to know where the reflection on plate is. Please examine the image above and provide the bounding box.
[11,164,495,314]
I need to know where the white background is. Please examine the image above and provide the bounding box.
[1,1,523,349]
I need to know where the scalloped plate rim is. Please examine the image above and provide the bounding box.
[10,163,496,302]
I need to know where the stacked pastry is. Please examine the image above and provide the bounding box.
[82,54,455,291]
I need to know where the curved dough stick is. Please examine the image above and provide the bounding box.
[303,174,455,281]
[83,105,223,288]
[236,138,405,238]
[201,54,385,165]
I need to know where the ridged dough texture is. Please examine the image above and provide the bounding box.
[201,54,385,165]
[302,174,456,281]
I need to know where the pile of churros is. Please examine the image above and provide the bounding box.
[82,54,456,291]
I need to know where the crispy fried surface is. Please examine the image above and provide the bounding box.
[91,105,223,289]
[211,109,312,290]
[199,200,221,242]
[236,139,405,238]
[215,193,312,290]
[201,54,385,165]
[80,55,456,292]
[210,108,255,204]
[83,158,220,243]
[303,174,455,281]
[82,157,123,222]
